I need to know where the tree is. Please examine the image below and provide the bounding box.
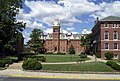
[68,44,75,54]
[27,29,44,54]
[0,0,25,55]
[105,52,113,60]
[80,34,93,55]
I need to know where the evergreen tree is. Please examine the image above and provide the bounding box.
[27,29,44,54]
[68,44,75,54]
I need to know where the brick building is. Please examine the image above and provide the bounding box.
[92,16,120,59]
[42,19,87,54]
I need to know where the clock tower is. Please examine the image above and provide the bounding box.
[52,19,60,53]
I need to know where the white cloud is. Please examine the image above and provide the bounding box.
[90,1,120,19]
[82,28,92,34]
[17,0,101,27]
[66,27,75,31]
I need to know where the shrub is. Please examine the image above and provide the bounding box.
[22,59,42,70]
[54,52,66,55]
[79,54,87,58]
[8,57,19,62]
[32,56,46,62]
[106,61,116,66]
[105,52,113,60]
[111,63,120,70]
[106,61,120,70]
[80,52,86,55]
[95,54,101,58]
[23,56,46,62]
[45,52,53,54]
[0,59,12,67]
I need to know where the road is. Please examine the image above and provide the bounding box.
[0,76,119,81]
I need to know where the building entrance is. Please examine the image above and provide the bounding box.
[54,47,57,52]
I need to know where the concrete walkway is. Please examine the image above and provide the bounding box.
[0,69,120,80]
[0,56,119,80]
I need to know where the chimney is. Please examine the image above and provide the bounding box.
[94,17,99,24]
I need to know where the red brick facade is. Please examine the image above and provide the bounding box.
[92,16,120,59]
[43,19,85,54]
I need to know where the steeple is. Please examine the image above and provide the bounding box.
[53,19,60,26]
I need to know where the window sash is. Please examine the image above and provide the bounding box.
[114,43,118,49]
[105,43,109,49]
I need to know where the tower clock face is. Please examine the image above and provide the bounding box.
[54,28,58,32]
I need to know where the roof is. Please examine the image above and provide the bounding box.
[100,16,120,21]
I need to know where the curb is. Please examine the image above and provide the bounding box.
[10,74,120,80]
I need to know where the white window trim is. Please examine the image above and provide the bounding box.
[114,54,118,59]
[104,31,109,40]
[114,43,118,50]
[104,23,108,28]
[112,23,119,28]
[105,43,109,50]
[113,31,118,41]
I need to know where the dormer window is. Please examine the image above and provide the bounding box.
[112,23,118,28]
[104,22,108,28]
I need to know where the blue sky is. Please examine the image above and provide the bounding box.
[17,0,120,44]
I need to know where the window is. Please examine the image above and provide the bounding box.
[112,23,118,28]
[113,31,118,40]
[114,43,118,49]
[105,43,109,49]
[114,54,118,59]
[104,31,109,40]
[104,22,108,28]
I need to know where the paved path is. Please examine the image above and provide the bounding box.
[0,69,120,80]
[7,56,107,69]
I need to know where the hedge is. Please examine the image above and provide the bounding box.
[106,61,120,70]
[0,59,12,67]
[23,56,46,62]
[22,59,42,70]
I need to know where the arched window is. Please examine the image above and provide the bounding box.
[113,31,118,40]
[104,31,109,40]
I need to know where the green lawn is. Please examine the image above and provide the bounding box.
[41,62,114,72]
[37,54,90,62]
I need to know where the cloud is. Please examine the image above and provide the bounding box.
[82,28,92,34]
[17,0,101,27]
[90,1,120,19]
[66,27,75,31]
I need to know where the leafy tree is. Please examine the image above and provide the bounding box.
[27,29,44,54]
[105,52,113,60]
[80,34,93,55]
[0,0,25,55]
[68,44,75,54]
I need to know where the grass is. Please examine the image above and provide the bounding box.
[37,54,90,62]
[41,62,114,72]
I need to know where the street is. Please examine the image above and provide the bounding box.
[0,76,119,81]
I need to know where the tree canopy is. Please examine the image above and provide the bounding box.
[0,0,25,54]
[27,29,44,54]
[68,44,75,54]
[80,34,93,55]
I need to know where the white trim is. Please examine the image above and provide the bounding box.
[101,49,120,51]
[113,31,118,40]
[114,43,118,50]
[112,23,119,28]
[104,23,108,28]
[104,31,109,40]
[104,42,109,50]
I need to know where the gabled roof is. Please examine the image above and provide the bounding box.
[100,16,120,21]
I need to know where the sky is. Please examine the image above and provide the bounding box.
[16,0,120,44]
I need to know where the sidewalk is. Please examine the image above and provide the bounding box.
[0,69,120,80]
